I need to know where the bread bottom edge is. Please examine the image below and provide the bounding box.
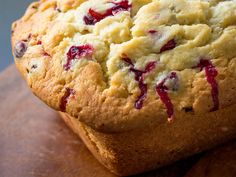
[59,104,236,176]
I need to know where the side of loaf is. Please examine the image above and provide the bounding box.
[60,103,236,176]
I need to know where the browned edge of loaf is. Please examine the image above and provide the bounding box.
[59,103,236,176]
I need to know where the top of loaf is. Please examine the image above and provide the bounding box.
[12,0,236,132]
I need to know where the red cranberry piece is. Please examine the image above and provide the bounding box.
[160,39,176,53]
[64,44,94,71]
[156,72,178,120]
[194,59,219,111]
[83,11,98,25]
[111,0,131,14]
[144,61,157,73]
[148,30,157,34]
[83,0,131,25]
[83,9,104,25]
[135,81,148,109]
[122,57,156,109]
[43,51,50,57]
[14,41,28,58]
[37,41,42,45]
[168,72,179,91]
[60,88,76,112]
[27,33,32,40]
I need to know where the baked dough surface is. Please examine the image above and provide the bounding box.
[12,0,236,132]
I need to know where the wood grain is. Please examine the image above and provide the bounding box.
[0,65,206,177]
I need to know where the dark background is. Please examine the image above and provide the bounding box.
[0,0,33,71]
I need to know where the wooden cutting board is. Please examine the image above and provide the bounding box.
[185,142,236,177]
[0,65,202,177]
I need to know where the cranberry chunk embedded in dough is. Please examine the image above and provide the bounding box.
[83,0,131,25]
[122,56,156,109]
[194,59,219,111]
[156,72,179,120]
[160,39,176,53]
[64,44,94,71]
[14,41,28,58]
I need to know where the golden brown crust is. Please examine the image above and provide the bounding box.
[60,103,236,176]
[12,0,236,132]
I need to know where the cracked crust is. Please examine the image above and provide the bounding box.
[12,0,236,132]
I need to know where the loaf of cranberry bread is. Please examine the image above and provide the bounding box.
[12,0,236,176]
